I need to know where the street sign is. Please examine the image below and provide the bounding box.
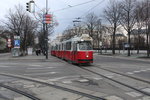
[43,14,52,24]
[7,38,11,48]
[14,36,20,48]
[14,40,20,48]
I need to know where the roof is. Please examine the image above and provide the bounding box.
[131,29,146,35]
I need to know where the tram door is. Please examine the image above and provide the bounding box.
[72,42,77,63]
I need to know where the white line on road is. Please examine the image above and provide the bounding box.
[29,65,41,67]
[27,67,54,70]
[24,72,58,76]
[140,70,147,72]
[105,95,123,100]
[133,71,141,73]
[0,66,11,68]
[126,91,142,97]
[126,72,134,75]
[46,75,81,82]
[142,88,150,93]
[62,80,72,84]
[78,79,89,82]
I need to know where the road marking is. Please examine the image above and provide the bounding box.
[46,75,80,82]
[30,65,41,67]
[126,92,142,97]
[62,80,72,84]
[126,72,134,75]
[24,72,58,76]
[105,73,115,78]
[14,96,29,100]
[0,66,11,68]
[93,77,103,80]
[136,96,150,100]
[27,67,54,70]
[78,79,89,82]
[140,70,147,72]
[142,88,150,93]
[133,71,141,73]
[24,84,35,88]
[106,75,114,78]
[105,95,124,100]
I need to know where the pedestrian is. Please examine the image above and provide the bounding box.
[36,49,39,56]
[38,49,41,55]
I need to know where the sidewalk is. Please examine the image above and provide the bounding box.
[0,53,51,61]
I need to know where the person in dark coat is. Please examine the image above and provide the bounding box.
[36,49,39,56]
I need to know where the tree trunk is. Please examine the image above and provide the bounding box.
[112,25,116,55]
[146,22,149,57]
[128,29,131,56]
[137,28,140,54]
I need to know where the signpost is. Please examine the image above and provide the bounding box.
[12,36,20,57]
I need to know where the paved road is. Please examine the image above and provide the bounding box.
[0,54,150,100]
[94,54,150,81]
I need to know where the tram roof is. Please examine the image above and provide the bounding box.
[63,34,93,43]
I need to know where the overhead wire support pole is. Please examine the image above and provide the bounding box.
[45,0,48,59]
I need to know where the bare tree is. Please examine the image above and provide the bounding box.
[119,0,137,56]
[5,5,38,55]
[103,0,122,54]
[134,1,146,54]
[85,13,98,39]
[93,19,103,53]
[142,0,150,57]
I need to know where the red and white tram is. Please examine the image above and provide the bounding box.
[51,34,93,64]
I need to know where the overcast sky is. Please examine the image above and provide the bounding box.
[0,0,109,38]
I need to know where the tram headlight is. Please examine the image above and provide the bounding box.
[81,39,84,41]
[86,55,89,58]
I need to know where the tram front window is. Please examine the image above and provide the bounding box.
[79,41,92,50]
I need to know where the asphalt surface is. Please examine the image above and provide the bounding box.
[0,53,150,100]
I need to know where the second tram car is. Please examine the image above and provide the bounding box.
[51,34,93,64]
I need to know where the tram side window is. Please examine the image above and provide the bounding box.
[66,42,71,50]
[56,45,58,50]
[73,43,77,51]
[62,44,64,50]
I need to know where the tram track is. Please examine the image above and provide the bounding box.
[95,65,150,84]
[0,73,105,100]
[0,83,40,100]
[78,64,150,96]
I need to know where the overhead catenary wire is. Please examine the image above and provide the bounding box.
[52,0,98,12]
[57,0,72,7]
[80,0,105,18]
[51,0,105,22]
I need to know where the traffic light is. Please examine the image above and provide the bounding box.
[26,1,35,13]
[26,2,30,12]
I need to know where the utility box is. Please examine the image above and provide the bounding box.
[27,47,33,55]
[11,48,20,57]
